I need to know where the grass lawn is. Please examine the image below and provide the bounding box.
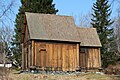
[5,71,120,80]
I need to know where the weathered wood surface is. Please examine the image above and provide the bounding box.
[33,41,78,71]
[32,40,35,66]
[22,43,25,70]
[79,48,101,69]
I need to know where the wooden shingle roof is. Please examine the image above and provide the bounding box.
[25,12,101,47]
[77,27,102,47]
[25,12,80,42]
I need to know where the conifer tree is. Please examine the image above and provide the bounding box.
[91,0,115,68]
[12,0,58,67]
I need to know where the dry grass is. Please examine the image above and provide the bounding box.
[6,71,119,80]
[0,67,11,80]
[105,64,120,75]
[0,69,119,80]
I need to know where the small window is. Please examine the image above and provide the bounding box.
[80,48,86,53]
[39,48,46,51]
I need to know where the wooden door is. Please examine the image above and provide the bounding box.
[37,49,46,67]
[79,48,87,68]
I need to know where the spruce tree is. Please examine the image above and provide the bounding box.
[91,0,114,68]
[12,0,58,67]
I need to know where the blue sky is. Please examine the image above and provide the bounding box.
[53,0,96,25]
[15,0,95,15]
[54,0,95,15]
[10,0,119,28]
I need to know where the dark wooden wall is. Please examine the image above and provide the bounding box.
[22,25,31,70]
[79,48,101,69]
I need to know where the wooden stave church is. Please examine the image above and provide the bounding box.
[21,12,102,71]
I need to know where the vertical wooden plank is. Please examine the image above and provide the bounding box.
[36,42,38,66]
[64,44,67,71]
[88,49,91,68]
[97,48,100,68]
[62,44,66,71]
[22,43,25,70]
[52,43,55,69]
[67,44,70,71]
[52,44,54,69]
[88,48,90,69]
[46,43,49,67]
[95,48,98,68]
[24,46,27,69]
[83,53,86,67]
[36,42,40,66]
[39,43,42,67]
[76,44,79,69]
[79,51,80,67]
[92,48,94,68]
[73,44,75,71]
[65,44,68,71]
[90,48,93,68]
[81,53,83,67]
[81,53,83,68]
[28,44,30,68]
[85,49,88,68]
[29,44,32,66]
[70,45,72,71]
[67,44,69,71]
[79,50,81,68]
[73,44,77,71]
[60,44,62,70]
[98,48,101,68]
[83,53,85,67]
[69,45,72,71]
[61,44,63,71]
[57,44,62,68]
[91,48,93,68]
[34,42,36,66]
[90,48,92,68]
[49,43,52,68]
[97,48,99,68]
[54,44,57,68]
[71,45,75,71]
[94,48,99,68]
[84,48,87,68]
[32,40,35,66]
[56,44,59,69]
[68,45,70,71]
[47,43,50,67]
[40,43,44,67]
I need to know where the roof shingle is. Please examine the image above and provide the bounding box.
[25,12,101,47]
[26,12,80,42]
[77,27,102,47]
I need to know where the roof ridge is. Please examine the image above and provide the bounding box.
[25,12,73,18]
[76,27,96,29]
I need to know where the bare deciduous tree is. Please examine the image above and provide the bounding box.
[0,0,16,66]
[78,12,92,27]
[114,18,120,54]
[114,0,120,55]
[0,26,13,67]
[0,0,16,32]
[0,0,15,19]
